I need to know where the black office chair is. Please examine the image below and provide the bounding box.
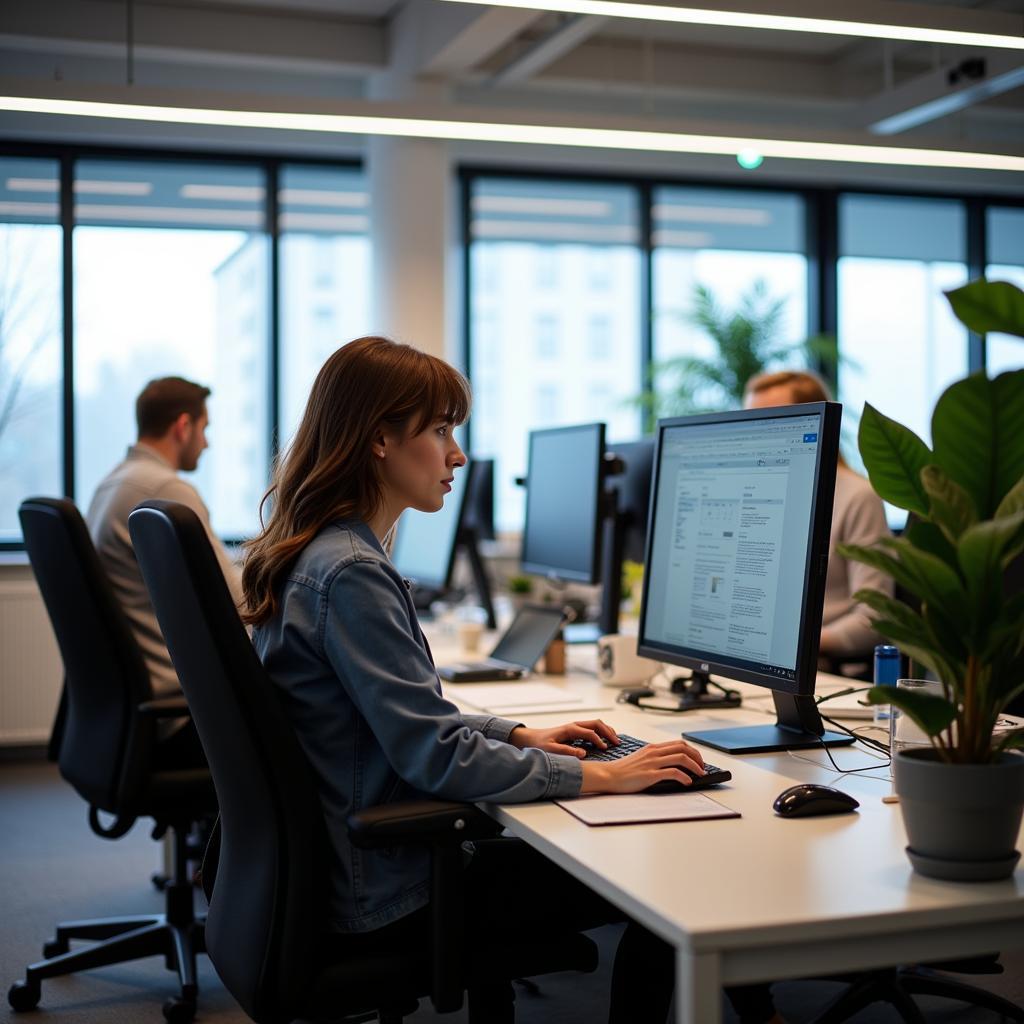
[128,498,599,1024]
[8,498,216,1024]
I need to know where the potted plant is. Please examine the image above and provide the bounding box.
[633,280,838,426]
[839,278,1024,881]
[506,574,534,613]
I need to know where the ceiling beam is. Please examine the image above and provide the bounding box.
[859,52,1024,134]
[0,0,386,76]
[489,14,607,85]
[400,0,546,77]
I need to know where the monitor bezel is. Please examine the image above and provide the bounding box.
[521,421,606,585]
[636,402,841,698]
[392,459,478,591]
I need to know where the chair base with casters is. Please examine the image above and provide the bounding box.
[8,815,206,1024]
[810,959,1024,1023]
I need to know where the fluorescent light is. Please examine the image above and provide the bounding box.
[653,203,770,225]
[472,219,638,241]
[2,95,1022,174]
[0,200,59,217]
[278,188,368,208]
[75,180,153,196]
[75,203,262,226]
[439,0,1024,50]
[652,228,715,247]
[472,195,612,216]
[6,177,58,192]
[279,211,369,231]
[180,184,264,202]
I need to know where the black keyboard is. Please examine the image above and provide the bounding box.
[568,733,732,793]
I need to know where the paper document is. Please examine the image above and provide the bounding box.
[556,792,740,826]
[448,682,612,716]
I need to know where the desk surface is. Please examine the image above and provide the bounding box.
[435,633,1024,1022]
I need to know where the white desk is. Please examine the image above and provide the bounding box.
[436,637,1024,1024]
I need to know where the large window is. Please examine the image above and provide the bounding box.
[279,164,371,443]
[986,207,1024,376]
[0,158,62,542]
[652,187,807,412]
[468,177,642,531]
[837,195,968,462]
[73,159,270,539]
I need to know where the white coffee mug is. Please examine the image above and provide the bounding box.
[596,634,660,686]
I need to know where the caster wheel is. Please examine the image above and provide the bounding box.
[42,938,68,959]
[8,980,41,1012]
[162,996,196,1023]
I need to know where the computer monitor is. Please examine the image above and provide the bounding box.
[463,457,495,541]
[637,402,853,754]
[607,439,654,565]
[392,459,496,627]
[521,423,606,585]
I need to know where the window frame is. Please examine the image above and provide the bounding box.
[0,140,362,550]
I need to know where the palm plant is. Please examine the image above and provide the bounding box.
[635,280,838,425]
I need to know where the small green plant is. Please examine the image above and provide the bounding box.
[633,280,838,425]
[840,279,1024,765]
[507,574,533,595]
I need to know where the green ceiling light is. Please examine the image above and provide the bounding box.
[736,149,764,170]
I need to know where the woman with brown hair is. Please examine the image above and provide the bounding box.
[242,335,737,1022]
[744,369,893,667]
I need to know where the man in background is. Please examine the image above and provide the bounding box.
[87,376,243,746]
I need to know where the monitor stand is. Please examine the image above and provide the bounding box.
[682,691,855,754]
[666,670,742,711]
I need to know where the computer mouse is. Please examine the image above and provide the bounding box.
[773,783,859,818]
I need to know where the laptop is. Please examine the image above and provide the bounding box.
[437,604,566,683]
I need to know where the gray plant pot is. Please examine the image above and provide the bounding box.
[893,748,1024,881]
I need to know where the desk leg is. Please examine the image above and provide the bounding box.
[676,948,722,1024]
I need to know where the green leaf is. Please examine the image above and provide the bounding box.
[920,464,977,542]
[879,537,971,624]
[857,404,932,516]
[996,476,1024,519]
[945,279,1024,338]
[866,619,960,685]
[958,512,1024,617]
[906,519,959,569]
[932,370,1024,519]
[865,685,957,737]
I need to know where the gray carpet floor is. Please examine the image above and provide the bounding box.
[2,760,1023,1024]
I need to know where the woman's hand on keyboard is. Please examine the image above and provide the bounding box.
[509,719,620,757]
[580,740,706,794]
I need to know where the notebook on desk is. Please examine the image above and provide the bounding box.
[437,604,565,683]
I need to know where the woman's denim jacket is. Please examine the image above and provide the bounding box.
[253,519,583,934]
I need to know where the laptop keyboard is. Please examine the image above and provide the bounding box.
[567,733,731,792]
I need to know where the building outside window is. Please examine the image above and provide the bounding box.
[468,176,642,531]
[986,207,1024,376]
[0,158,62,542]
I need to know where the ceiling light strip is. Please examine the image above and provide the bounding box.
[440,0,1024,50]
[1,96,1021,173]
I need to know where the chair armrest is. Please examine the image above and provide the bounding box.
[138,696,192,719]
[347,799,500,849]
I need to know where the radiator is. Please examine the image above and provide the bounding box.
[0,579,63,745]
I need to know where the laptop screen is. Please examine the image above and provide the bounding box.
[490,605,566,669]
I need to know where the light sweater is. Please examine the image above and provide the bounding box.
[86,443,244,698]
[821,465,893,658]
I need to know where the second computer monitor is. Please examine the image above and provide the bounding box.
[521,422,606,584]
[638,402,851,753]
[607,439,654,564]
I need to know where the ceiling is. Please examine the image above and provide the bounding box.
[0,0,1022,181]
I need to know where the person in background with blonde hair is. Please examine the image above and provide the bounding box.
[744,370,893,669]
[243,336,784,1023]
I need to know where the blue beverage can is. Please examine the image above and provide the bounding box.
[874,644,900,686]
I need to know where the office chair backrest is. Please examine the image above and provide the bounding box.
[129,500,326,1024]
[18,497,155,813]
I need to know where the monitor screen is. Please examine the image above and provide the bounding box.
[392,461,472,590]
[462,457,495,541]
[521,423,605,584]
[638,404,840,698]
